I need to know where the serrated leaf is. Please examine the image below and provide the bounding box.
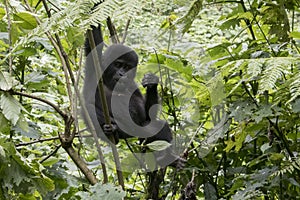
[253,105,273,123]
[146,140,171,151]
[225,122,247,152]
[0,94,22,126]
[259,58,290,93]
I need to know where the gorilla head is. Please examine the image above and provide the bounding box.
[101,44,138,90]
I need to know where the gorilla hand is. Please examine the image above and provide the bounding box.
[103,123,119,143]
[142,73,159,88]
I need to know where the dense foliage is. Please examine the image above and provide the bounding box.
[0,0,300,199]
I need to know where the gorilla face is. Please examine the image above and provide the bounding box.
[102,45,138,91]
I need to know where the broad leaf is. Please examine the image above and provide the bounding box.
[0,94,22,126]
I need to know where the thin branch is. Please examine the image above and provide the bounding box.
[242,82,294,159]
[121,19,131,44]
[40,144,62,163]
[182,122,204,156]
[107,17,120,44]
[16,134,93,147]
[64,145,98,185]
[9,89,67,119]
[4,0,13,74]
[23,0,99,185]
[24,0,74,125]
[17,136,60,147]
[240,0,256,41]
[87,30,124,189]
[125,138,146,169]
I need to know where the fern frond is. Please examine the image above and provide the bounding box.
[246,60,263,80]
[3,0,92,62]
[258,57,294,93]
[176,0,203,34]
[271,157,300,177]
[288,73,300,103]
[1,0,143,65]
[85,0,142,27]
[220,59,248,77]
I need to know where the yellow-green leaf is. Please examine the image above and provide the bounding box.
[13,11,37,30]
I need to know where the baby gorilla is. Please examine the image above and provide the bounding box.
[83,43,183,168]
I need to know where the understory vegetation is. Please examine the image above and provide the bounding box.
[0,0,300,199]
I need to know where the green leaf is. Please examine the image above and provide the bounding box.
[13,118,40,139]
[164,58,193,81]
[259,58,292,93]
[146,140,171,151]
[291,99,300,113]
[66,26,85,48]
[270,153,284,161]
[176,0,203,34]
[0,145,5,158]
[0,94,22,126]
[237,12,253,20]
[24,72,49,90]
[253,105,273,123]
[207,74,225,106]
[120,153,140,172]
[0,7,5,19]
[148,53,166,64]
[225,123,247,152]
[290,31,300,39]
[0,71,17,91]
[0,141,54,196]
[13,11,37,30]
[260,143,271,153]
[19,193,37,200]
[76,183,125,200]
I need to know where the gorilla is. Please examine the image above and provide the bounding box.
[83,26,184,168]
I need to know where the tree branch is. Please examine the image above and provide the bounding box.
[87,29,124,189]
[40,144,61,163]
[16,134,92,147]
[8,89,67,119]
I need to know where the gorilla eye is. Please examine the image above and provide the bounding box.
[124,65,130,71]
[114,61,122,68]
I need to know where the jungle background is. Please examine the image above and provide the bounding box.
[0,0,300,199]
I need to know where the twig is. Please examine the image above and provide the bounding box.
[16,134,93,147]
[242,82,294,159]
[121,19,131,44]
[25,0,74,125]
[4,0,13,74]
[40,144,61,163]
[23,0,98,185]
[9,90,67,119]
[107,17,120,44]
